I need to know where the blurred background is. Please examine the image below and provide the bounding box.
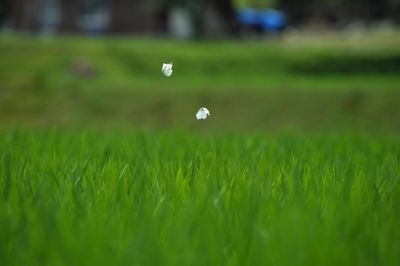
[1,0,400,37]
[0,0,399,131]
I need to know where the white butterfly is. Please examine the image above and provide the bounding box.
[161,62,173,77]
[196,107,211,120]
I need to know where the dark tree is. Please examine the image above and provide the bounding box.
[109,0,159,33]
[59,0,80,32]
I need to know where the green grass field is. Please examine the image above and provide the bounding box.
[1,32,400,131]
[1,32,400,265]
[1,130,399,266]
[1,32,400,91]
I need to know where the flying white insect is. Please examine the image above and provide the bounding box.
[160,62,210,120]
[161,62,173,77]
[196,107,211,120]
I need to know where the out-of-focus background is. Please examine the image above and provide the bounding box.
[0,0,399,131]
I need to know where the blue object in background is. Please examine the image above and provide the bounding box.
[236,8,287,32]
[258,9,286,32]
[236,8,259,26]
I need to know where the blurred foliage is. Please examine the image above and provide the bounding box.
[0,32,399,131]
[1,31,399,91]
[234,0,278,8]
